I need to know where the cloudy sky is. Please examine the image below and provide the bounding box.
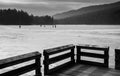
[0,0,120,16]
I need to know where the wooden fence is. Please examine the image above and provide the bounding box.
[43,44,75,75]
[0,52,41,76]
[2,44,120,76]
[76,44,109,68]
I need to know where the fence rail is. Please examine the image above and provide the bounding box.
[0,52,41,76]
[76,44,109,68]
[43,44,75,75]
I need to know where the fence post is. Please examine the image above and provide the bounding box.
[104,47,109,68]
[35,54,42,76]
[43,51,49,75]
[76,46,81,64]
[115,49,120,70]
[71,47,75,64]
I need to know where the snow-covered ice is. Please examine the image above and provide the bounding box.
[0,25,120,76]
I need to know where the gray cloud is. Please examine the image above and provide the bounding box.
[31,0,120,3]
[0,1,96,16]
[1,0,119,4]
[0,3,74,16]
[0,0,120,16]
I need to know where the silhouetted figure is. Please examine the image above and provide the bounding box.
[54,25,56,28]
[52,25,56,28]
[19,25,21,28]
[40,25,42,27]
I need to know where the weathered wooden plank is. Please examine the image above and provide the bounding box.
[80,52,105,58]
[78,60,107,67]
[48,52,71,64]
[0,52,41,69]
[45,64,120,76]
[44,44,75,55]
[77,44,109,51]
[47,61,74,75]
[0,63,36,76]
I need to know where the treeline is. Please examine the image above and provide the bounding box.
[32,15,54,25]
[0,9,54,25]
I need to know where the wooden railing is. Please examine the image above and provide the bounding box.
[0,52,41,76]
[43,44,75,75]
[1,44,119,76]
[76,44,109,68]
[115,49,120,70]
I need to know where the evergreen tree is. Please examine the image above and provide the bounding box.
[0,8,54,25]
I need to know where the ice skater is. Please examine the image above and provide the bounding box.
[40,25,42,27]
[52,25,56,28]
[19,25,21,28]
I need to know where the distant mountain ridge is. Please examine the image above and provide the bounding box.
[53,1,120,24]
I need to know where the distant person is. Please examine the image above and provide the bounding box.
[19,25,21,28]
[54,25,56,28]
[40,25,42,27]
[52,25,56,28]
[53,25,56,28]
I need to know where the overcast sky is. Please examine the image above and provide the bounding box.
[0,0,120,16]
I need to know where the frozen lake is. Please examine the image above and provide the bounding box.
[0,25,120,75]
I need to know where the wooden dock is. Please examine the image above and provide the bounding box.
[43,44,120,76]
[1,44,120,76]
[45,64,120,76]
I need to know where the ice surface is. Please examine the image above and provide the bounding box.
[0,25,120,76]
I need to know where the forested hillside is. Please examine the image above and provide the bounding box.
[54,1,120,25]
[0,9,54,25]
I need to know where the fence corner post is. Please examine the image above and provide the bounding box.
[43,51,49,75]
[104,47,109,68]
[115,49,120,70]
[35,54,42,76]
[76,46,81,64]
[71,46,75,64]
